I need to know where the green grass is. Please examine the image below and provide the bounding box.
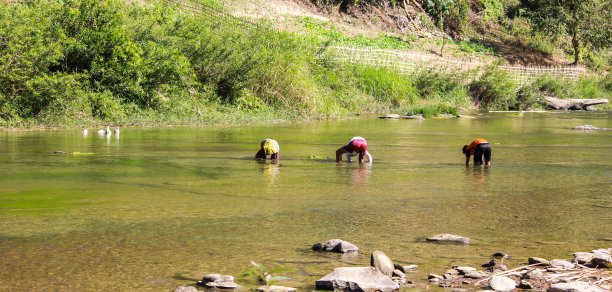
[292,16,415,50]
[403,104,459,117]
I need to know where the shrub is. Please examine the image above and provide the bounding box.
[514,85,545,110]
[404,103,458,116]
[351,65,418,107]
[468,67,518,110]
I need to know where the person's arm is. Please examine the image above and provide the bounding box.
[364,151,372,162]
[336,147,348,162]
[465,153,471,165]
[273,152,279,164]
[255,149,265,159]
[358,153,365,163]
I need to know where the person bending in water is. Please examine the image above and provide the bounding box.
[255,139,280,163]
[336,136,372,163]
[463,138,491,166]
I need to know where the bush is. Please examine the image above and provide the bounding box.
[468,67,518,110]
[514,85,545,110]
[414,69,470,105]
[351,65,418,107]
[404,103,458,116]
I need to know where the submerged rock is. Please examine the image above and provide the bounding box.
[256,285,297,292]
[371,250,395,276]
[315,267,400,291]
[173,286,197,292]
[312,239,359,253]
[574,125,606,131]
[426,234,471,245]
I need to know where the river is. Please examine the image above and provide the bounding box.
[0,112,610,291]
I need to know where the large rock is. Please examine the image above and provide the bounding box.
[371,250,395,276]
[489,276,516,292]
[312,239,359,253]
[545,96,609,110]
[315,267,400,291]
[426,234,471,245]
[572,252,594,264]
[174,286,198,292]
[548,282,609,292]
[589,248,611,267]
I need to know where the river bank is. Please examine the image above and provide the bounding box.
[2,0,611,130]
[177,242,612,291]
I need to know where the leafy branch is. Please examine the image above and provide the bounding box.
[239,260,292,291]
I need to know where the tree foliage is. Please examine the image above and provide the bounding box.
[529,0,612,64]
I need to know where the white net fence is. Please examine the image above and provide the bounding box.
[325,46,586,85]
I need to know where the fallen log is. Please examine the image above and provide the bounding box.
[545,96,609,110]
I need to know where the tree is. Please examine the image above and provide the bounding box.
[530,0,612,65]
[424,0,455,55]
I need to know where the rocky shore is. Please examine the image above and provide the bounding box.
[174,236,611,291]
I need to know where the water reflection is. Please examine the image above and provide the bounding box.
[465,164,490,186]
[259,161,280,187]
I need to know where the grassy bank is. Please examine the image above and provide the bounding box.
[0,0,610,129]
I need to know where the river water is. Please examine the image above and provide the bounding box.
[0,112,611,291]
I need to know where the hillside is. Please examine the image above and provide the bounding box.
[221,0,568,67]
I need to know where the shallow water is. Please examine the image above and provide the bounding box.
[0,112,611,291]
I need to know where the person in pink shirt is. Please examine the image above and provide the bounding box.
[336,136,372,163]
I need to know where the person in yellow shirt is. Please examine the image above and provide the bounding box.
[255,139,279,163]
[462,138,491,166]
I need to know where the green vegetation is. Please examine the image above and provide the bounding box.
[529,0,612,65]
[240,261,291,291]
[404,104,458,117]
[293,16,415,49]
[0,0,610,129]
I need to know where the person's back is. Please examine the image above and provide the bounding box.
[256,139,280,163]
[462,139,491,165]
[336,136,372,163]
